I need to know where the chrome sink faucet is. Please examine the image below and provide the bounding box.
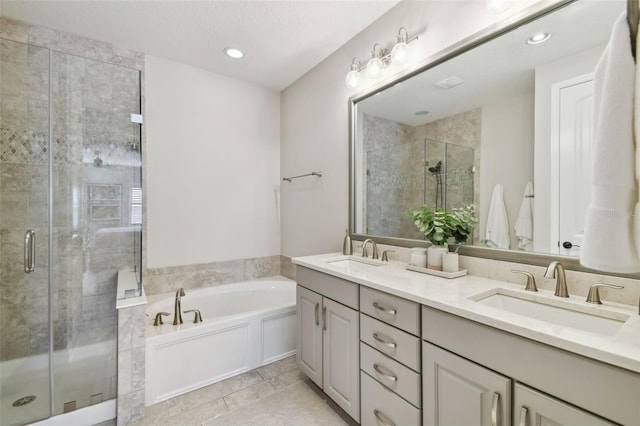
[544,261,569,298]
[173,288,186,325]
[362,239,378,260]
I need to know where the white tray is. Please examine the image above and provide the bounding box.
[406,264,467,279]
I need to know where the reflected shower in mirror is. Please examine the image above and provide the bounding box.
[351,0,626,258]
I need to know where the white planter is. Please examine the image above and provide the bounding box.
[427,246,448,271]
[410,248,427,267]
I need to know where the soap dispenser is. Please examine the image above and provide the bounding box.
[342,229,352,255]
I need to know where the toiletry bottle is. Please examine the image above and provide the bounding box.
[342,229,352,255]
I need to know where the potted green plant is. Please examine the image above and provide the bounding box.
[406,205,455,270]
[451,204,478,245]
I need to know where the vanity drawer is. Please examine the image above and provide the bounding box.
[296,266,359,309]
[360,314,421,371]
[360,286,420,335]
[360,342,421,407]
[361,371,421,426]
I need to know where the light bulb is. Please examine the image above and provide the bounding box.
[366,57,384,78]
[391,42,409,65]
[345,69,360,89]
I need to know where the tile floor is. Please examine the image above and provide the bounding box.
[129,356,357,426]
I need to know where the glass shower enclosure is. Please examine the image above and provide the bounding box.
[364,138,475,240]
[0,38,142,425]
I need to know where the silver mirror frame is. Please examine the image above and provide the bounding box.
[348,0,640,279]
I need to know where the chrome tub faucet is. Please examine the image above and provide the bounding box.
[173,288,186,325]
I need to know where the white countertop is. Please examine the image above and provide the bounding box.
[293,253,640,374]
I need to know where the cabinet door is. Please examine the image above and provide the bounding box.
[296,285,323,387]
[323,297,360,422]
[514,383,616,426]
[423,341,511,426]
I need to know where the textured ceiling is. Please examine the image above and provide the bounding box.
[0,0,401,90]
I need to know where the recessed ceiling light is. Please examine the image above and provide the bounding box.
[224,48,244,59]
[415,110,430,116]
[526,32,552,45]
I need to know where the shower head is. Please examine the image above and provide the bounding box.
[428,161,442,174]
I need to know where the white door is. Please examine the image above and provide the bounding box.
[296,285,323,387]
[423,341,511,426]
[551,74,594,255]
[322,298,360,422]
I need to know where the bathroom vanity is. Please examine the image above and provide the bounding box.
[293,254,640,426]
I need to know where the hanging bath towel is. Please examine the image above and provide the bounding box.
[514,182,534,251]
[485,184,510,250]
[581,12,640,273]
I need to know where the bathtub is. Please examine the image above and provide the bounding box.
[145,278,296,406]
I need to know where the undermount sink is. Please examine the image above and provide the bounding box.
[325,256,383,272]
[470,288,629,336]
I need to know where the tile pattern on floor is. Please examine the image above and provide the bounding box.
[131,355,357,426]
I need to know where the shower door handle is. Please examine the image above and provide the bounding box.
[24,230,36,273]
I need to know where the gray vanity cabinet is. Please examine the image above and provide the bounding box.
[296,285,323,386]
[513,383,615,426]
[360,286,422,426]
[423,341,511,426]
[422,305,640,425]
[296,267,360,422]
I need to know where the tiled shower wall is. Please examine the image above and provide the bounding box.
[0,16,144,415]
[363,109,481,241]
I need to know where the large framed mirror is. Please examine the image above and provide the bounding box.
[349,0,637,275]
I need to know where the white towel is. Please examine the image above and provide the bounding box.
[581,13,640,273]
[485,184,510,249]
[514,182,534,251]
[635,22,640,258]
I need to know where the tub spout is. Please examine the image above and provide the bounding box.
[173,288,186,325]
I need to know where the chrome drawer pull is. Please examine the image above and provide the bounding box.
[322,306,327,331]
[518,406,528,426]
[314,302,319,326]
[373,363,397,382]
[373,332,397,348]
[491,392,500,426]
[373,301,397,316]
[374,409,395,426]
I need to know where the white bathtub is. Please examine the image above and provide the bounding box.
[145,278,296,406]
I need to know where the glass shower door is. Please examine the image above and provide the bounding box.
[0,39,52,426]
[50,51,141,415]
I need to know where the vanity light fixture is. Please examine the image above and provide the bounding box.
[345,58,362,89]
[526,32,552,45]
[366,44,386,78]
[390,27,410,65]
[223,47,244,59]
[345,27,418,89]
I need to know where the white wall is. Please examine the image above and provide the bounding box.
[145,55,280,268]
[480,92,535,250]
[281,0,543,257]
